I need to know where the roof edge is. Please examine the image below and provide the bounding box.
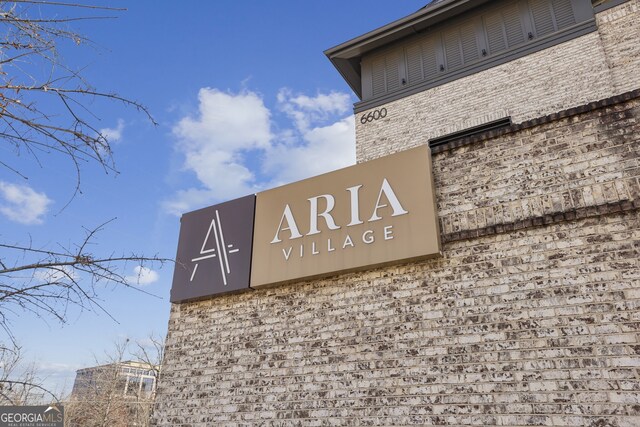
[324,0,491,100]
[325,0,462,59]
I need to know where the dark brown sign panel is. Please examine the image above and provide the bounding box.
[251,144,441,288]
[170,195,255,302]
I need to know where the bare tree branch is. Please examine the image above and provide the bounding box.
[0,219,170,332]
[9,1,126,11]
[0,0,156,199]
[0,345,60,404]
[65,337,161,426]
[0,2,171,408]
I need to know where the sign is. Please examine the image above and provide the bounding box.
[168,145,441,301]
[170,195,255,302]
[251,144,440,287]
[0,405,64,427]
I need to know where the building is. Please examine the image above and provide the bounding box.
[69,361,159,427]
[72,360,158,399]
[153,0,640,425]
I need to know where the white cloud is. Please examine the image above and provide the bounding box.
[264,89,355,187]
[125,266,159,286]
[264,115,355,186]
[100,119,125,143]
[277,89,351,132]
[0,181,52,225]
[168,88,271,209]
[165,87,356,214]
[175,88,271,152]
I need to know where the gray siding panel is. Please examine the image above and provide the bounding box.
[553,0,577,28]
[460,21,480,63]
[406,43,423,84]
[371,59,386,97]
[485,12,508,54]
[504,3,526,47]
[530,0,556,36]
[355,18,596,113]
[444,29,463,70]
[358,0,594,107]
[386,53,402,91]
[423,37,440,81]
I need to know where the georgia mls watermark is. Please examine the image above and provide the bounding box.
[0,404,63,427]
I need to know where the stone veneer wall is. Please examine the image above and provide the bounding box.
[355,0,640,163]
[152,91,640,426]
[596,1,640,95]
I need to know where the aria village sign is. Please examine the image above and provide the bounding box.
[170,144,440,302]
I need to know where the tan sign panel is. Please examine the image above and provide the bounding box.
[251,144,441,288]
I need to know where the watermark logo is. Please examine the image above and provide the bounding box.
[0,404,64,427]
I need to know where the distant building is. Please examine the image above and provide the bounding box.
[71,360,158,399]
[68,361,159,426]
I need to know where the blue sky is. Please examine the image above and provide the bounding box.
[0,0,428,395]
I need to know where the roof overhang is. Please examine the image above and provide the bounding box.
[324,0,493,100]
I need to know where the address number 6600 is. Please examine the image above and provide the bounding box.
[360,108,387,124]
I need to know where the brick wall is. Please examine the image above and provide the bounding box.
[152,93,640,426]
[433,91,640,243]
[355,1,640,163]
[596,0,640,94]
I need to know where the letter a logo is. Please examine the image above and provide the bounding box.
[190,210,240,285]
[170,195,255,303]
